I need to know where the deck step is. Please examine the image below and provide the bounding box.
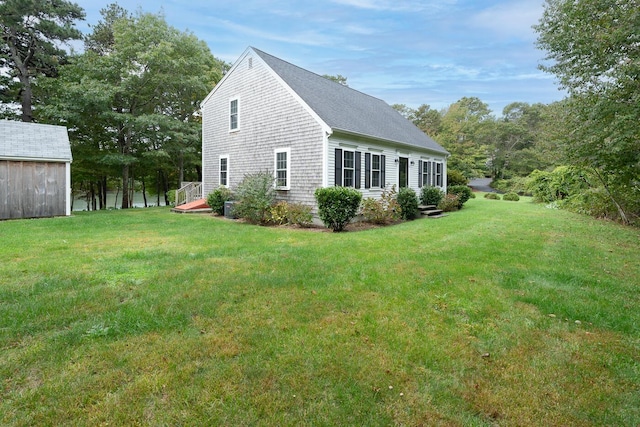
[172,198,211,213]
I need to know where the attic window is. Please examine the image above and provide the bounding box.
[229,98,239,131]
[248,57,253,69]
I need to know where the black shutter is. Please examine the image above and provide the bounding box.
[380,155,386,188]
[418,160,423,188]
[355,151,361,189]
[335,148,342,186]
[364,153,371,189]
[427,161,432,187]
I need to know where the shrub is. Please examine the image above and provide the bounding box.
[438,194,460,212]
[234,172,276,224]
[421,186,444,206]
[526,166,589,203]
[503,192,520,201]
[491,177,530,196]
[269,201,289,225]
[447,185,473,209]
[267,201,313,227]
[314,186,362,232]
[284,202,314,227]
[397,187,419,220]
[484,192,501,200]
[167,189,177,206]
[360,186,400,225]
[447,169,468,186]
[207,186,235,215]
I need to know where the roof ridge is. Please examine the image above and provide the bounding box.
[251,47,387,105]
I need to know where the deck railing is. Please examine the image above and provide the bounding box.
[175,182,202,206]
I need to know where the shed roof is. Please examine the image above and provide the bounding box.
[0,120,72,162]
[252,48,448,155]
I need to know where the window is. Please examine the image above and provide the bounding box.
[419,160,443,188]
[274,148,290,190]
[435,162,443,187]
[229,98,239,131]
[343,150,355,187]
[371,154,381,187]
[365,152,385,189]
[219,156,229,187]
[334,148,361,188]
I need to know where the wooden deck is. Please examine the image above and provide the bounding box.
[171,198,211,214]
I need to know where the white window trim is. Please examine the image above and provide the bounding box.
[219,155,229,187]
[274,147,290,190]
[229,97,239,132]
[342,149,355,188]
[371,153,381,188]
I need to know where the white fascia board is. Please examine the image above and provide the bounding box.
[330,128,448,157]
[201,47,254,108]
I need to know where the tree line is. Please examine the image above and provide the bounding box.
[1,1,226,209]
[1,0,637,223]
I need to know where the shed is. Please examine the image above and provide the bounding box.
[0,120,73,220]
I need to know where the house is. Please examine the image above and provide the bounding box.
[0,120,73,220]
[201,47,448,210]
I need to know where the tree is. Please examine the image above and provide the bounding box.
[391,103,442,137]
[490,102,550,178]
[322,74,348,86]
[0,0,84,122]
[535,0,640,224]
[40,5,223,209]
[437,97,494,177]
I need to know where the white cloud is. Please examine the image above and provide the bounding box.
[468,0,542,41]
[329,0,448,12]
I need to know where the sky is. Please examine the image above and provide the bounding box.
[74,0,565,115]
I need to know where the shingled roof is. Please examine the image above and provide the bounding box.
[0,120,72,162]
[252,48,448,155]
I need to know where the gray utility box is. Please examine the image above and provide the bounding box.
[224,201,237,219]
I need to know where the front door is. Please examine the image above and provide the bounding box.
[399,157,409,188]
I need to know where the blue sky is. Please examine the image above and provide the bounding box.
[76,0,565,115]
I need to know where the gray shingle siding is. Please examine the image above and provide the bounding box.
[202,50,325,207]
[0,120,72,161]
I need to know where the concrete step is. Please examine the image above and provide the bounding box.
[421,209,444,217]
[418,204,437,211]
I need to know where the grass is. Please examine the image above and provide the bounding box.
[1,196,638,426]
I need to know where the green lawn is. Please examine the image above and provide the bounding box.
[1,197,638,426]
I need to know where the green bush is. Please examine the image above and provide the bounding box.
[207,186,235,215]
[268,201,314,227]
[447,185,473,209]
[526,166,589,203]
[491,177,530,196]
[502,192,520,201]
[397,187,419,220]
[360,186,400,225]
[286,202,313,227]
[167,189,177,206]
[421,186,444,206]
[234,172,276,224]
[438,194,460,212]
[269,201,289,225]
[447,169,468,186]
[484,192,501,200]
[314,186,362,232]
